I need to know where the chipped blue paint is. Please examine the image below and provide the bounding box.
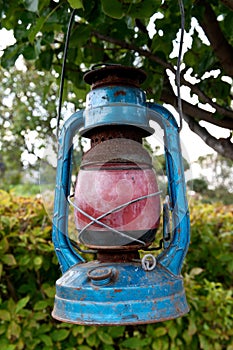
[52,83,190,325]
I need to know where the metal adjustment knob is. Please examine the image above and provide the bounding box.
[87,267,113,286]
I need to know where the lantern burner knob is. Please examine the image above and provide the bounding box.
[87,267,114,286]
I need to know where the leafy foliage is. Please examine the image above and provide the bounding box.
[0,0,233,169]
[0,190,233,349]
[187,153,233,205]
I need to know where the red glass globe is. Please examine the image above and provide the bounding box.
[74,139,160,249]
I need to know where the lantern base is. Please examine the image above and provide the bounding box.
[52,261,189,325]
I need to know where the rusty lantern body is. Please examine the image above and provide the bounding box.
[52,65,190,325]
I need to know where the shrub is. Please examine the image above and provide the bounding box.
[0,190,232,349]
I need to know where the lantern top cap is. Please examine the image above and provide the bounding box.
[83,64,147,89]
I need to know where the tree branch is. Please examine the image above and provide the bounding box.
[183,113,233,160]
[160,86,233,129]
[92,30,172,70]
[91,29,233,158]
[92,30,233,121]
[199,0,233,77]
[179,75,233,119]
[161,76,233,159]
[220,0,233,11]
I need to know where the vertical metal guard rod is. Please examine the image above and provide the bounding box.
[52,111,85,273]
[148,103,190,275]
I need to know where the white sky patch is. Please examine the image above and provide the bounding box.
[222,76,233,84]
[191,17,210,46]
[0,29,16,52]
[15,55,27,72]
[147,12,164,39]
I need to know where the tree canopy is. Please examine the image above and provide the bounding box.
[0,0,233,168]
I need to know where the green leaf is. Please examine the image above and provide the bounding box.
[0,44,21,69]
[51,329,70,341]
[198,334,212,350]
[83,326,97,338]
[7,299,16,316]
[38,0,50,12]
[69,24,91,47]
[34,256,43,267]
[86,333,98,347]
[7,321,21,340]
[128,0,161,18]
[72,325,85,336]
[39,334,53,346]
[19,255,31,266]
[28,16,46,43]
[38,49,53,70]
[24,0,39,12]
[0,190,12,207]
[0,238,9,253]
[0,310,11,321]
[121,337,144,349]
[33,312,49,321]
[203,329,220,340]
[187,318,197,337]
[97,331,113,345]
[67,0,84,9]
[34,300,50,310]
[101,0,124,19]
[153,338,165,350]
[43,285,55,298]
[16,296,30,314]
[108,326,125,338]
[1,344,16,350]
[22,44,36,60]
[2,254,17,266]
[0,324,7,335]
[227,260,233,273]
[182,329,192,345]
[153,327,167,337]
[36,323,52,334]
[103,346,114,350]
[168,324,178,340]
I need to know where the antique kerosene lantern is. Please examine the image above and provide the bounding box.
[52,65,190,325]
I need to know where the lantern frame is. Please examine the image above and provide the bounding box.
[52,96,190,324]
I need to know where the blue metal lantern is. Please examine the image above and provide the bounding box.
[52,65,190,325]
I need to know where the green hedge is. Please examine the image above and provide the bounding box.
[0,190,232,350]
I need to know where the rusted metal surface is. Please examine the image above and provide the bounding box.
[97,250,140,263]
[78,240,152,251]
[80,65,153,138]
[89,125,144,147]
[52,65,190,325]
[84,65,147,89]
[81,137,152,167]
[52,261,189,325]
[114,90,126,97]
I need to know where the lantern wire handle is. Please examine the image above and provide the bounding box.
[176,0,185,132]
[67,195,146,246]
[78,190,162,238]
[68,190,162,246]
[56,8,76,140]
